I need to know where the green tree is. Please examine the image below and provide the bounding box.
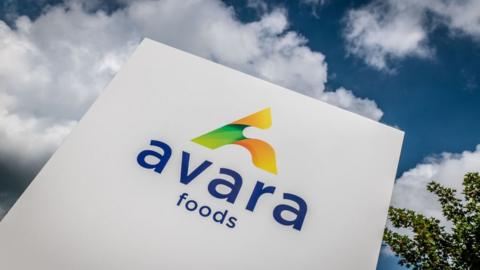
[384,172,480,269]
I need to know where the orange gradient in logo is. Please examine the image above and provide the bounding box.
[192,108,277,174]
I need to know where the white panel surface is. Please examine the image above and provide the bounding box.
[0,38,403,270]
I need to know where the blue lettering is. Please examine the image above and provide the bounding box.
[138,139,309,232]
[246,181,276,211]
[137,140,172,174]
[180,151,212,185]
[273,193,308,231]
[208,168,243,204]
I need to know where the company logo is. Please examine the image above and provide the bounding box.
[192,108,277,174]
[136,108,307,231]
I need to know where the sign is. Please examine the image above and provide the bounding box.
[0,38,403,270]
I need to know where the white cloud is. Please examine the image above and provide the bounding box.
[0,108,76,179]
[0,0,382,195]
[320,87,383,121]
[0,4,139,180]
[344,0,480,70]
[123,1,332,99]
[344,0,431,70]
[391,145,480,225]
[428,0,480,40]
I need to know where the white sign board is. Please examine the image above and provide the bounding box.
[0,38,403,270]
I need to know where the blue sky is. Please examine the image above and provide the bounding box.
[0,1,479,269]
[226,0,480,176]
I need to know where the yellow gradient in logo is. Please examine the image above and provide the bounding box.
[192,108,277,174]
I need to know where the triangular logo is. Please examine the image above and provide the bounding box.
[192,108,277,174]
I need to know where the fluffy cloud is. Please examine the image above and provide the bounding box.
[344,0,431,70]
[0,0,384,198]
[320,87,383,121]
[391,145,480,225]
[430,0,480,40]
[0,4,139,185]
[344,0,480,70]
[124,1,331,97]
